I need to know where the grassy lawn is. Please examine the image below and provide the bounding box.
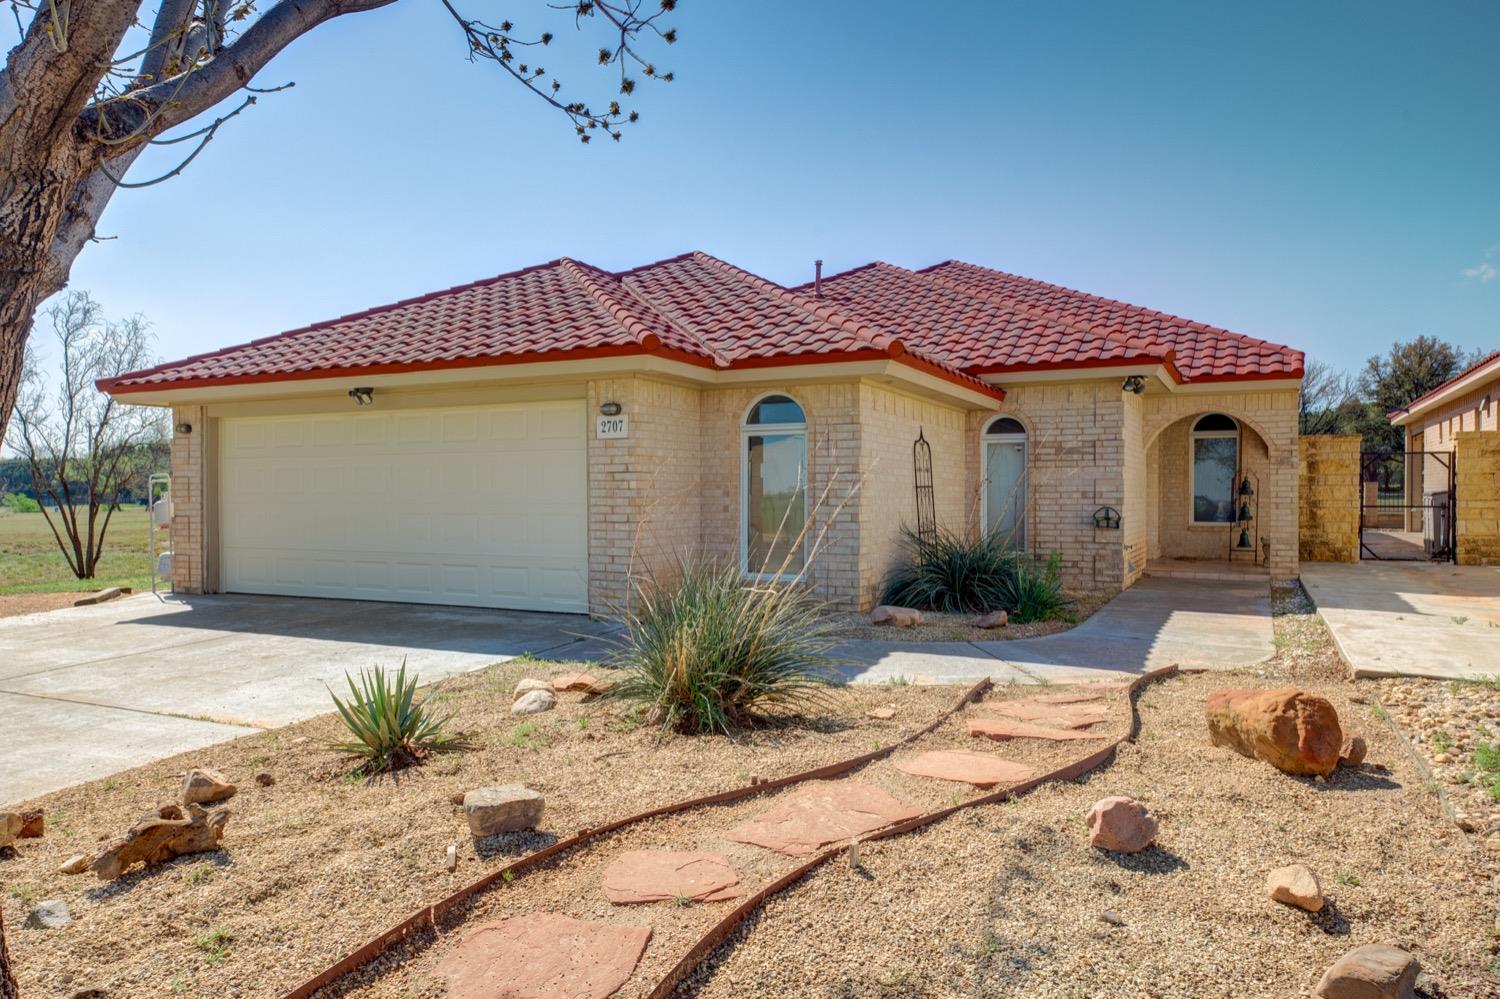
[0,505,156,594]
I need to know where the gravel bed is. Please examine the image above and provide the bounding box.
[826,591,1114,643]
[671,587,1499,998]
[1,661,958,998]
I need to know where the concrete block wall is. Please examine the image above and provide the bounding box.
[856,382,968,607]
[1142,389,1300,578]
[1298,434,1360,563]
[1455,430,1500,565]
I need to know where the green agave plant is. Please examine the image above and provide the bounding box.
[327,660,461,772]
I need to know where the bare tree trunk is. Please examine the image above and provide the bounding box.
[1,906,19,999]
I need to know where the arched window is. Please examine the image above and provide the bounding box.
[742,394,807,576]
[982,415,1028,546]
[1190,414,1239,524]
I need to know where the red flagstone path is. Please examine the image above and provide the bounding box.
[435,912,651,999]
[602,850,743,905]
[893,750,1040,788]
[967,717,1106,741]
[722,781,923,857]
[1033,692,1106,705]
[976,700,1110,726]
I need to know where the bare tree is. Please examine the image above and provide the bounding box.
[0,906,15,999]
[1298,357,1359,436]
[0,1,684,446]
[7,291,167,579]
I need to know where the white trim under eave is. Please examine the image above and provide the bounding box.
[1390,355,1500,427]
[107,354,1003,411]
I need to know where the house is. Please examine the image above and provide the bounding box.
[1387,350,1500,563]
[100,252,1305,615]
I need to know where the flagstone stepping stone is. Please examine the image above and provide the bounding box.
[967,717,1104,742]
[552,673,605,694]
[978,700,1110,726]
[893,750,1040,788]
[723,781,921,857]
[1033,692,1106,705]
[602,850,743,904]
[435,911,651,999]
[866,706,897,720]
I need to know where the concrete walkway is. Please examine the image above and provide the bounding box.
[0,593,611,806]
[1302,561,1500,680]
[832,577,1274,685]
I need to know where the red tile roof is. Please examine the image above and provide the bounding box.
[102,252,1301,395]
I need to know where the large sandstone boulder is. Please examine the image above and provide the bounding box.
[513,678,551,701]
[181,767,237,805]
[1205,688,1342,777]
[1085,796,1158,853]
[0,810,22,849]
[1266,863,1324,912]
[871,605,923,628]
[1315,943,1419,999]
[975,610,1008,629]
[464,785,544,837]
[511,688,557,716]
[79,803,230,881]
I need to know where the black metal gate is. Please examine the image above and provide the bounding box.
[1359,450,1456,561]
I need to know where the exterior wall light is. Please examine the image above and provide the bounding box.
[1121,375,1146,395]
[348,387,374,406]
[175,422,193,434]
[1092,505,1122,529]
[599,401,623,416]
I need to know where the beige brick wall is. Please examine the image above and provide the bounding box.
[1298,434,1360,563]
[168,405,207,593]
[1142,389,1300,578]
[1408,371,1500,455]
[1455,430,1500,565]
[856,383,969,607]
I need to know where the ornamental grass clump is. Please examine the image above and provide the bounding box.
[880,527,1069,623]
[327,660,462,773]
[606,560,840,734]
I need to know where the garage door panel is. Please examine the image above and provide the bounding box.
[220,401,588,612]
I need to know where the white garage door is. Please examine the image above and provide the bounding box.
[218,400,588,613]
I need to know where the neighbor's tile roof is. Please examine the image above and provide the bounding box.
[102,251,1301,393]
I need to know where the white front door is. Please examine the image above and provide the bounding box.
[218,400,588,612]
[984,436,1027,546]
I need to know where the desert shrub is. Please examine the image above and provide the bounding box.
[606,560,839,734]
[327,661,460,772]
[880,527,1069,623]
[1,492,40,513]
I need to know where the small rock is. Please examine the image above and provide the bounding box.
[1315,943,1419,999]
[254,771,275,787]
[24,900,71,929]
[513,678,550,701]
[0,811,21,849]
[464,785,545,837]
[69,988,108,999]
[180,767,236,805]
[1486,835,1500,854]
[511,688,557,716]
[1433,752,1452,765]
[59,853,89,875]
[1266,863,1324,912]
[870,605,923,628]
[1099,910,1125,926]
[1454,813,1476,833]
[1338,736,1367,768]
[445,842,458,872]
[975,609,1009,629]
[866,706,897,720]
[1085,796,1158,853]
[552,673,604,694]
[19,809,44,838]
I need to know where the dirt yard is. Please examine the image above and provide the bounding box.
[826,590,1114,643]
[4,584,1496,998]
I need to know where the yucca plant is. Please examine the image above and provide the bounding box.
[880,527,1069,623]
[606,559,840,734]
[327,660,461,772]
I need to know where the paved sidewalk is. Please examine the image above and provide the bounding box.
[0,593,610,805]
[1302,561,1500,680]
[832,577,1274,685]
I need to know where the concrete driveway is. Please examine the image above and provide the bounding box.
[0,593,611,806]
[1302,561,1500,679]
[832,577,1274,685]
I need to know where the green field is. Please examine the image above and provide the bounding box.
[0,506,156,594]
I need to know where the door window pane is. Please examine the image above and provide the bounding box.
[985,440,1027,544]
[746,432,806,572]
[1192,436,1238,523]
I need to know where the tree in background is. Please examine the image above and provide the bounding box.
[1353,336,1476,452]
[1298,357,1362,436]
[0,0,684,446]
[5,291,167,579]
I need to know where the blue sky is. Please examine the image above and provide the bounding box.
[59,0,1500,375]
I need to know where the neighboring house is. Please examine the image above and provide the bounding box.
[1388,350,1500,453]
[100,252,1304,615]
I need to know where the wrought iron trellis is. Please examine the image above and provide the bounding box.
[913,428,936,544]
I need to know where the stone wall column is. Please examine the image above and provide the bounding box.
[1455,431,1500,565]
[1298,434,1360,563]
[168,406,208,592]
